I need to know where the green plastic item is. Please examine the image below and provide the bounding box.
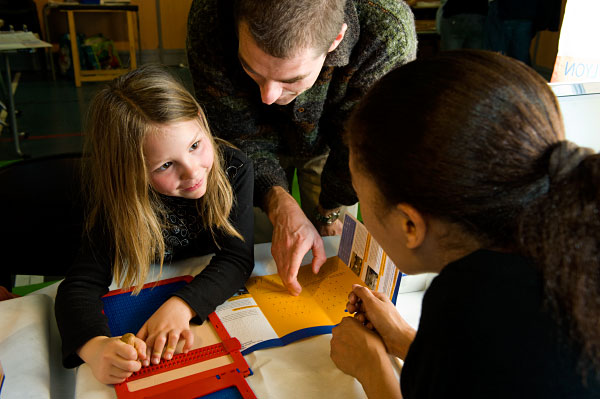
[12,280,59,296]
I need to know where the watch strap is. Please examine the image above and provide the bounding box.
[315,209,341,225]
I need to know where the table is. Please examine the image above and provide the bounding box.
[43,2,141,87]
[0,293,76,399]
[0,32,52,157]
[0,237,427,399]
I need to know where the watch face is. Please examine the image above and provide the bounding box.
[316,210,340,224]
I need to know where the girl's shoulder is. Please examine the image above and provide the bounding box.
[221,144,249,163]
[220,144,252,179]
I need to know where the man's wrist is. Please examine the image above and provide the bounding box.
[315,205,341,225]
[265,186,295,223]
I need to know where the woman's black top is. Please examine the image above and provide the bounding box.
[402,249,600,398]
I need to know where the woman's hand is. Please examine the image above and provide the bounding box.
[77,335,146,385]
[348,284,416,359]
[136,296,196,366]
[331,317,402,399]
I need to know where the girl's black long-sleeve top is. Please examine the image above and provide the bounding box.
[55,147,254,368]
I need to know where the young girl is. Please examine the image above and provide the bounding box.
[330,50,600,398]
[55,65,254,385]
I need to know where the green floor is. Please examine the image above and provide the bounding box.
[12,280,59,296]
[0,160,18,168]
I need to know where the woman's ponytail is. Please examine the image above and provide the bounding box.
[519,141,600,374]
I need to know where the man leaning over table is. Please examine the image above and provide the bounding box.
[186,0,417,295]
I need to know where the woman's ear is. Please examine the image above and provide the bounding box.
[396,203,426,249]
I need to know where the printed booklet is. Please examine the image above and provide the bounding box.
[217,214,421,355]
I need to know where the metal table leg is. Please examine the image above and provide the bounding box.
[2,53,25,157]
[43,4,57,81]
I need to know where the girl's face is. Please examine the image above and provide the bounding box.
[144,119,214,199]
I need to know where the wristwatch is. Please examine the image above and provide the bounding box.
[315,209,341,225]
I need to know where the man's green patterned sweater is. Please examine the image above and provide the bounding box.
[187,0,417,209]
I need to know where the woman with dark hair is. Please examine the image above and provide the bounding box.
[329,50,600,398]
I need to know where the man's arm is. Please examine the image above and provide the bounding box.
[318,0,418,210]
[265,186,327,295]
[187,0,329,296]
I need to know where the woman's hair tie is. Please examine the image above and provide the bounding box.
[548,141,594,183]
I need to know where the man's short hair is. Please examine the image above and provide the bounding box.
[234,0,347,58]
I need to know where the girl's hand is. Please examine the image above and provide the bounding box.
[77,335,146,385]
[347,284,416,359]
[330,317,402,399]
[136,296,195,366]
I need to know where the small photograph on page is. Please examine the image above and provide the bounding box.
[350,252,363,276]
[365,266,378,290]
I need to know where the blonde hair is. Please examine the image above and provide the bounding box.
[84,65,242,294]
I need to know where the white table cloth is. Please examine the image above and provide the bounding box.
[0,237,426,399]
